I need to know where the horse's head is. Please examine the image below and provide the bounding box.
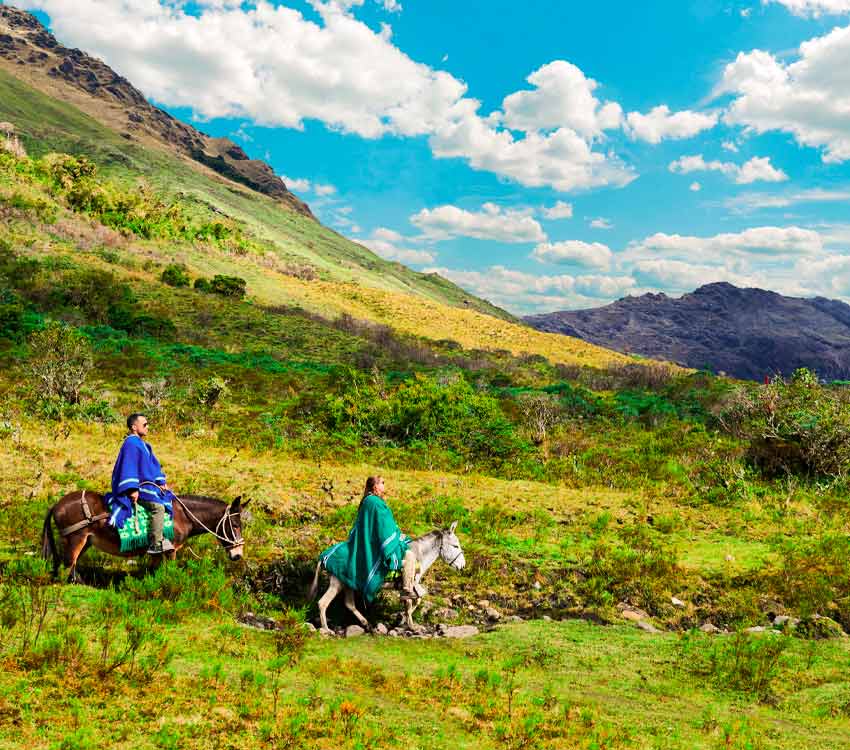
[438,521,465,570]
[222,496,249,561]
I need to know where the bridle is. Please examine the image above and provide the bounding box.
[140,483,243,550]
[440,533,464,568]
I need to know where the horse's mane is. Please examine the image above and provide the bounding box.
[177,494,228,509]
[414,529,442,544]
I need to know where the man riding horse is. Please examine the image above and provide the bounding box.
[109,412,175,555]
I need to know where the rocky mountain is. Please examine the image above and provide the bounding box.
[0,5,312,216]
[525,282,850,381]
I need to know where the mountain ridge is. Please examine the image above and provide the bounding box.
[525,281,850,380]
[0,4,312,216]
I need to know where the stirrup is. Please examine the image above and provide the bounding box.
[146,543,164,555]
[161,539,175,552]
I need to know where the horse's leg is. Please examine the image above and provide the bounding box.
[64,531,90,584]
[343,588,370,630]
[318,577,341,631]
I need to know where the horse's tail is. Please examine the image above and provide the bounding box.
[307,558,323,600]
[41,506,60,577]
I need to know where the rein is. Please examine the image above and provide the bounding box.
[440,534,464,568]
[140,483,243,549]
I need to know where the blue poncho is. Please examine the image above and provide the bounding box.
[106,435,174,530]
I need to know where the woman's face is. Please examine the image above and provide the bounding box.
[375,477,385,496]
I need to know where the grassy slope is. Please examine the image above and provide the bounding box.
[2,421,850,749]
[0,67,514,318]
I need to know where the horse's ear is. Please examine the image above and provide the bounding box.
[241,498,251,509]
[231,495,243,510]
[449,520,458,534]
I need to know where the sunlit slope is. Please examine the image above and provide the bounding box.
[0,66,639,368]
[0,67,511,319]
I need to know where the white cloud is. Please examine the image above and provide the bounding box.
[724,187,850,212]
[722,140,739,152]
[500,60,623,137]
[281,174,311,193]
[766,0,850,16]
[625,105,718,144]
[690,181,702,191]
[532,240,613,270]
[630,259,757,291]
[590,217,613,229]
[669,154,788,183]
[314,183,337,196]
[410,203,547,243]
[542,201,574,220]
[381,0,402,12]
[717,26,850,163]
[627,226,823,259]
[364,228,435,264]
[18,1,643,193]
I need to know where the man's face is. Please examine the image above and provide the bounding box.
[132,416,149,437]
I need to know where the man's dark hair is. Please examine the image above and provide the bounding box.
[126,412,146,431]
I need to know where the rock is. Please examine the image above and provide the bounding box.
[542,615,552,622]
[671,596,685,608]
[441,625,479,639]
[508,615,523,623]
[409,623,427,635]
[419,600,433,615]
[796,615,846,640]
[345,625,365,638]
[388,629,400,637]
[485,607,501,621]
[618,603,650,622]
[636,620,661,634]
[375,622,388,635]
[303,622,317,632]
[477,600,491,609]
[745,626,767,634]
[319,627,334,638]
[700,622,720,634]
[433,607,459,621]
[771,615,799,630]
[533,581,541,590]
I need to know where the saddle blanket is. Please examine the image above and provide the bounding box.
[115,505,175,553]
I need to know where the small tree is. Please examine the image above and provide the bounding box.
[160,263,190,288]
[28,321,93,404]
[210,275,246,299]
[516,392,562,445]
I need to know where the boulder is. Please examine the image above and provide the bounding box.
[796,615,846,640]
[433,607,459,621]
[771,615,799,630]
[375,623,388,635]
[618,603,650,622]
[441,625,479,639]
[345,625,366,638]
[671,596,685,608]
[635,620,661,634]
[485,607,501,621]
[699,622,720,634]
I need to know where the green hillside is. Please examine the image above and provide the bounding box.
[2,51,850,750]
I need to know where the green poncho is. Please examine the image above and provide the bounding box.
[320,494,410,602]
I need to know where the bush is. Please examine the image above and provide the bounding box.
[194,277,212,293]
[210,274,247,298]
[161,263,190,287]
[27,320,93,404]
[719,368,850,478]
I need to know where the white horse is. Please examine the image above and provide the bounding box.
[308,522,466,631]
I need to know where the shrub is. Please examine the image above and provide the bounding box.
[194,374,229,409]
[0,288,25,340]
[27,320,93,404]
[719,368,850,478]
[161,263,190,287]
[210,274,247,298]
[194,277,212,293]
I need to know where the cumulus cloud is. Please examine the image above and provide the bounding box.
[532,240,613,270]
[717,26,850,163]
[500,61,623,137]
[627,226,823,259]
[363,227,436,264]
[281,174,312,193]
[624,105,718,144]
[669,154,788,183]
[590,217,613,229]
[542,201,574,220]
[690,181,702,191]
[410,203,547,243]
[766,0,850,16]
[18,1,645,193]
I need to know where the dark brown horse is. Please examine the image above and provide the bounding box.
[41,490,248,582]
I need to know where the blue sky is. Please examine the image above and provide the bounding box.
[12,0,850,312]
